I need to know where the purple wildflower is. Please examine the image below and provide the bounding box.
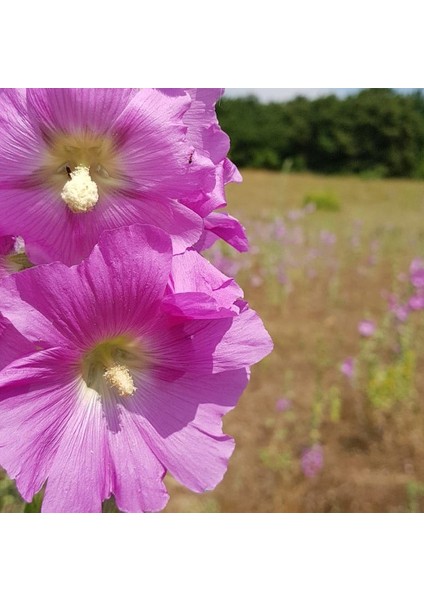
[0,224,272,512]
[386,293,410,322]
[408,293,424,311]
[0,89,244,265]
[319,230,336,246]
[250,274,263,287]
[340,357,355,379]
[276,397,291,412]
[300,444,324,478]
[410,258,424,289]
[358,319,376,338]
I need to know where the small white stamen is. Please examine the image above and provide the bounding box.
[104,364,136,397]
[61,165,99,213]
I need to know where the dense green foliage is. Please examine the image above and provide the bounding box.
[217,89,424,177]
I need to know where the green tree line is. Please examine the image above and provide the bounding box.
[217,89,424,178]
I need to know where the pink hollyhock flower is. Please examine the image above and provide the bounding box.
[300,444,323,478]
[0,88,240,265]
[408,293,424,311]
[358,319,376,337]
[319,230,336,246]
[386,293,410,322]
[276,397,291,412]
[340,357,355,379]
[410,258,424,289]
[0,224,272,512]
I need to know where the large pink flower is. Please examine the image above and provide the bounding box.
[0,88,240,265]
[0,224,272,512]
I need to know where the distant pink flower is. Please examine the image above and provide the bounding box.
[358,320,376,337]
[0,224,272,512]
[300,444,323,478]
[386,293,410,322]
[250,274,263,287]
[287,209,303,221]
[276,397,291,412]
[340,357,355,379]
[410,258,424,288]
[319,230,336,246]
[408,294,424,311]
[0,89,241,265]
[274,219,286,240]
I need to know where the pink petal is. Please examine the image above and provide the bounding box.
[112,89,215,200]
[0,347,80,501]
[26,88,136,134]
[105,401,169,512]
[41,387,112,512]
[150,307,273,375]
[126,368,249,492]
[0,224,172,349]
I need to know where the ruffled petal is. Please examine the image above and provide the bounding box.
[149,307,273,375]
[124,368,249,492]
[119,195,203,255]
[162,292,238,320]
[194,211,249,253]
[165,249,243,318]
[112,89,215,200]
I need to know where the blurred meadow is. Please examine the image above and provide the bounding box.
[3,89,424,512]
[164,171,424,512]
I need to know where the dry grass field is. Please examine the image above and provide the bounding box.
[3,170,424,512]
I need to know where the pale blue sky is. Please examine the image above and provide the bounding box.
[224,88,420,102]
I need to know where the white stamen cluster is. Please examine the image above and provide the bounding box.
[104,364,136,397]
[61,165,99,213]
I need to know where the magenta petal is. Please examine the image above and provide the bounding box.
[106,404,169,512]
[0,317,41,370]
[113,89,214,200]
[162,292,238,320]
[169,249,243,309]
[128,369,249,492]
[123,195,203,255]
[151,307,273,375]
[0,224,172,349]
[0,348,79,501]
[0,89,42,181]
[0,271,71,348]
[197,212,249,253]
[41,388,112,512]
[26,88,136,134]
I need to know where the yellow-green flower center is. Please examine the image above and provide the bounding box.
[40,132,125,213]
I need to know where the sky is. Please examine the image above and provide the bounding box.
[224,88,420,102]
